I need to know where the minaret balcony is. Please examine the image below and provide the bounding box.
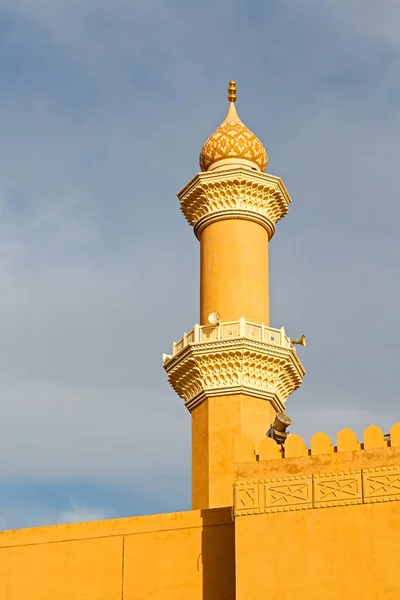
[163,318,305,413]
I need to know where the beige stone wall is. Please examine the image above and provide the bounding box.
[0,507,235,600]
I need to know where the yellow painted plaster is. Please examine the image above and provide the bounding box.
[234,428,400,599]
[0,508,235,600]
[200,219,269,325]
[192,394,276,509]
[236,502,400,600]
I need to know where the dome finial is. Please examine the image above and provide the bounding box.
[199,80,268,172]
[228,80,237,103]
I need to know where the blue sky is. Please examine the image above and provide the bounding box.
[0,0,399,529]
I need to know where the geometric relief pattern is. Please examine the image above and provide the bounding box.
[234,464,400,517]
[363,466,400,503]
[264,476,312,513]
[200,119,268,172]
[313,471,362,508]
[234,480,259,516]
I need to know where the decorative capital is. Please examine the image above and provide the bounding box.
[178,168,291,239]
[163,319,305,412]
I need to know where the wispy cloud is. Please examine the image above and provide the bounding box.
[0,498,113,530]
[57,500,113,525]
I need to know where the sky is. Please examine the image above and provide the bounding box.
[0,0,399,529]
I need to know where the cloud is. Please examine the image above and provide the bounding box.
[0,498,113,531]
[57,500,113,525]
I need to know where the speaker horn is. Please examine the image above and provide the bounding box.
[266,412,292,445]
[291,334,306,347]
[208,311,221,325]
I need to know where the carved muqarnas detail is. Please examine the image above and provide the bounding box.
[164,338,304,413]
[178,169,291,239]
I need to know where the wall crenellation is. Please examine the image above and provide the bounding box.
[234,422,400,463]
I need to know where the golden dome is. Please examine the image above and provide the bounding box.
[199,81,268,173]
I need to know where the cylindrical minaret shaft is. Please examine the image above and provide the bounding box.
[200,219,269,325]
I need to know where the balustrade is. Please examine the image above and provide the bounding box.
[171,317,291,357]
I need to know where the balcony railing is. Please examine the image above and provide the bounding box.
[171,318,291,356]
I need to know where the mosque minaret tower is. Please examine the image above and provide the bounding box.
[163,81,306,510]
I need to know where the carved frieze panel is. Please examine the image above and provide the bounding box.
[363,466,400,503]
[313,470,362,508]
[234,480,260,516]
[234,465,400,517]
[263,475,312,513]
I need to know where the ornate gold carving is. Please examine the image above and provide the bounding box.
[199,99,267,172]
[263,476,312,513]
[178,168,290,240]
[313,471,362,507]
[234,480,259,515]
[363,466,400,503]
[200,119,267,172]
[234,465,400,517]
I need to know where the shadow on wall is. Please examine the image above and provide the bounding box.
[201,508,236,600]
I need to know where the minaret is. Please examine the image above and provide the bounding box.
[164,81,305,510]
